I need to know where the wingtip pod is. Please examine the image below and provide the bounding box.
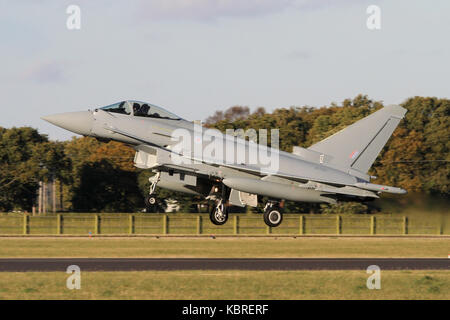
[354,182,407,194]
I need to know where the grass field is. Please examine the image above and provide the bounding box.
[0,237,448,300]
[0,237,448,258]
[0,270,448,300]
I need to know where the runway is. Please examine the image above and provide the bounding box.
[0,258,448,272]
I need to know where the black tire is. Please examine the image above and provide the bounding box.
[145,195,158,213]
[210,203,229,225]
[145,195,157,207]
[263,207,283,227]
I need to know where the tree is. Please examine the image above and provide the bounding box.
[64,137,143,212]
[72,159,142,212]
[371,97,449,195]
[0,127,70,212]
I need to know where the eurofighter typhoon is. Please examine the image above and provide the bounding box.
[42,101,407,227]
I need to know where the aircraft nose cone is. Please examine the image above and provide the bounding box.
[41,111,94,136]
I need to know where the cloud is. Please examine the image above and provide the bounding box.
[24,61,66,84]
[136,0,377,21]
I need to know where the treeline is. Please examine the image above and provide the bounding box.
[0,130,138,212]
[0,95,448,213]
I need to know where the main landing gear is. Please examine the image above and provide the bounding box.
[210,199,229,225]
[263,201,284,227]
[208,185,229,225]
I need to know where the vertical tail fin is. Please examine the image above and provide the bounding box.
[308,105,407,173]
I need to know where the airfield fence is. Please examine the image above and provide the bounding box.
[0,214,448,236]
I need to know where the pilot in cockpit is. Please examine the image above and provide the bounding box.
[132,103,141,115]
[140,104,150,115]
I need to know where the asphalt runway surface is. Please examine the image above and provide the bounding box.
[0,258,448,272]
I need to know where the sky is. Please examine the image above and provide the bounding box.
[1,0,449,141]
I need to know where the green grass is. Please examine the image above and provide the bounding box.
[0,234,447,300]
[0,270,448,300]
[0,237,447,258]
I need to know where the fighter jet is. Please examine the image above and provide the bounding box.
[42,100,407,227]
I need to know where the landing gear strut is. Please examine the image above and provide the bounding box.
[210,199,229,225]
[263,201,283,227]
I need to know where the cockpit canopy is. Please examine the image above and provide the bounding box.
[100,100,181,120]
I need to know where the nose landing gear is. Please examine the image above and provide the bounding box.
[145,172,161,213]
[145,194,157,206]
